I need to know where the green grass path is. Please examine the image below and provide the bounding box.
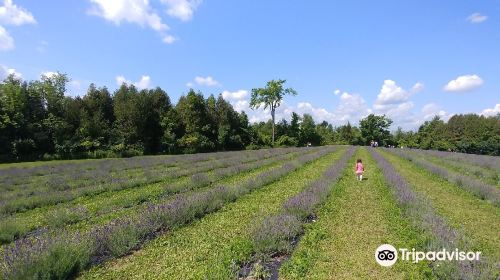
[280,147,430,280]
[78,148,346,279]
[380,150,500,261]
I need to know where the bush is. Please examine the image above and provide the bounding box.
[2,235,92,280]
[252,214,303,256]
[0,220,23,244]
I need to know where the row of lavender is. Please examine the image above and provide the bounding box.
[0,147,306,245]
[0,149,253,190]
[385,148,500,206]
[0,148,298,217]
[0,147,337,280]
[406,150,499,186]
[0,147,293,200]
[369,148,495,279]
[239,147,356,278]
[0,148,285,179]
[411,148,499,171]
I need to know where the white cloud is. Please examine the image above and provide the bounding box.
[335,92,370,122]
[192,75,220,87]
[0,0,35,51]
[443,74,483,92]
[162,34,176,44]
[0,64,21,79]
[116,75,129,85]
[116,74,152,90]
[480,104,500,117]
[0,25,13,50]
[160,0,201,21]
[222,89,248,101]
[89,0,168,31]
[41,71,58,78]
[422,103,448,120]
[375,80,420,106]
[466,13,488,24]
[135,75,151,89]
[372,80,429,129]
[0,0,36,26]
[411,82,424,93]
[334,89,340,95]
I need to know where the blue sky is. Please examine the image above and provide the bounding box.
[1,0,499,130]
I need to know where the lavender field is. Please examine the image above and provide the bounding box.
[0,146,498,279]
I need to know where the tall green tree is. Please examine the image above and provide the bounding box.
[250,79,297,145]
[359,114,393,146]
[299,114,321,146]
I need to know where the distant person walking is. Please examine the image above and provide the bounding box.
[355,159,364,181]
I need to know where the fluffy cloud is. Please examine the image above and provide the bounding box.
[116,74,152,90]
[466,13,488,23]
[411,82,424,93]
[221,89,248,101]
[188,75,220,87]
[89,0,168,31]
[443,74,483,92]
[161,0,201,21]
[0,0,36,26]
[374,80,421,106]
[0,25,13,50]
[162,34,176,44]
[0,64,20,79]
[41,71,58,78]
[480,104,500,117]
[89,0,201,44]
[335,92,370,122]
[422,103,448,120]
[0,0,35,51]
[89,0,179,44]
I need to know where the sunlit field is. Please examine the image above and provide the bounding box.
[0,146,498,279]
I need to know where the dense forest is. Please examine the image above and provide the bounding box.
[0,73,498,162]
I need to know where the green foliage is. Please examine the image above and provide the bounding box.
[1,73,498,162]
[0,219,23,244]
[7,239,92,280]
[250,79,297,144]
[359,114,393,146]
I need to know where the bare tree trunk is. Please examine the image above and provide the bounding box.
[271,108,275,146]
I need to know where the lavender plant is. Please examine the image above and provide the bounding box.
[386,148,500,206]
[0,147,298,217]
[249,147,355,263]
[0,148,305,245]
[0,147,336,280]
[370,148,495,279]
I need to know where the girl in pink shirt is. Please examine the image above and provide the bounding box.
[355,159,364,181]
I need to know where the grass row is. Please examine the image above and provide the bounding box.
[1,147,338,279]
[280,147,431,279]
[77,147,346,279]
[238,146,355,279]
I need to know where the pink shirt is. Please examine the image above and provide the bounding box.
[355,162,364,174]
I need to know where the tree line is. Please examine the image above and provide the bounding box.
[0,73,498,162]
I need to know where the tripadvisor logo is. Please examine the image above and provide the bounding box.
[375,244,398,267]
[375,244,481,267]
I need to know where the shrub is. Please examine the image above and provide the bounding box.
[0,220,23,244]
[252,214,303,256]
